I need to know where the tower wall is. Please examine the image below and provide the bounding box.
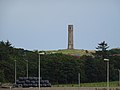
[68,25,74,49]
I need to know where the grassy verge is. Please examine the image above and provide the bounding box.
[53,81,119,87]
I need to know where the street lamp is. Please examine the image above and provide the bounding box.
[14,60,16,84]
[78,73,80,90]
[118,69,120,86]
[25,60,28,78]
[38,52,44,90]
[104,59,109,90]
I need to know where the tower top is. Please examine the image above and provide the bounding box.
[68,25,73,30]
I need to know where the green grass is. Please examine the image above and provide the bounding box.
[53,81,119,87]
[45,49,95,56]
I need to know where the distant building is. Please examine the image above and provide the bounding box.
[111,54,120,56]
[68,25,74,49]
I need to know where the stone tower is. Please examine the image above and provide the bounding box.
[68,25,74,49]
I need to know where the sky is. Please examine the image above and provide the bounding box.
[0,0,120,50]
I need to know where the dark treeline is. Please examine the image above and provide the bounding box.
[0,40,120,84]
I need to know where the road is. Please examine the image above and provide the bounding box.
[0,87,120,90]
[0,87,87,90]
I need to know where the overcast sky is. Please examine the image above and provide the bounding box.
[0,0,120,50]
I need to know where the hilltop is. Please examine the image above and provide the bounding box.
[45,49,96,56]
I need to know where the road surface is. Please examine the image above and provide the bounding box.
[0,87,120,90]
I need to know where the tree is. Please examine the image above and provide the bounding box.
[96,41,109,59]
[96,41,109,51]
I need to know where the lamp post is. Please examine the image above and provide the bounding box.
[118,69,120,86]
[25,60,28,78]
[78,73,80,90]
[104,59,109,90]
[38,52,44,90]
[14,60,16,84]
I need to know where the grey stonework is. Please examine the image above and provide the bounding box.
[68,25,74,49]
